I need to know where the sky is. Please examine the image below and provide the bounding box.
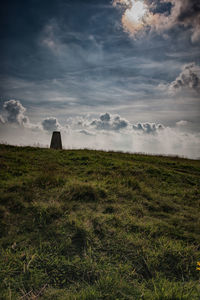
[0,0,200,158]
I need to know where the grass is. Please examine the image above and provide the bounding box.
[0,144,200,299]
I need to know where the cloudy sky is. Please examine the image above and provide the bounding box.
[0,0,200,158]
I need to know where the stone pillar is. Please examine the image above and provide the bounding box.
[50,131,62,149]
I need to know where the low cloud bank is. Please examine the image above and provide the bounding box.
[71,112,164,134]
[1,100,200,159]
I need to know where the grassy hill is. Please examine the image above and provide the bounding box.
[0,144,200,299]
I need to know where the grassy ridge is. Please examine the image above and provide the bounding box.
[0,144,200,299]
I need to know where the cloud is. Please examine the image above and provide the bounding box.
[71,113,165,135]
[70,113,130,132]
[0,100,62,133]
[158,62,200,96]
[40,21,62,53]
[2,116,200,159]
[1,104,200,159]
[1,99,42,131]
[41,117,61,132]
[100,112,111,122]
[90,113,129,131]
[75,112,165,135]
[167,0,200,43]
[175,120,196,133]
[113,0,152,37]
[176,120,188,127]
[3,99,29,126]
[79,129,95,136]
[169,63,200,93]
[0,115,5,124]
[113,0,200,42]
[133,122,164,133]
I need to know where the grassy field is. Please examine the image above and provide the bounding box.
[0,144,200,299]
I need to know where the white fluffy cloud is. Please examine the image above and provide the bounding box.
[41,117,61,132]
[133,122,164,133]
[3,99,29,126]
[169,63,200,93]
[158,62,200,96]
[0,100,63,133]
[72,113,164,134]
[68,113,130,132]
[90,113,129,131]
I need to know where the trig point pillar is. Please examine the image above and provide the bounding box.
[50,131,62,149]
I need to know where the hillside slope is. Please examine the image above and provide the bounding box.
[0,144,200,299]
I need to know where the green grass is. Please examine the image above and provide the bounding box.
[0,144,200,299]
